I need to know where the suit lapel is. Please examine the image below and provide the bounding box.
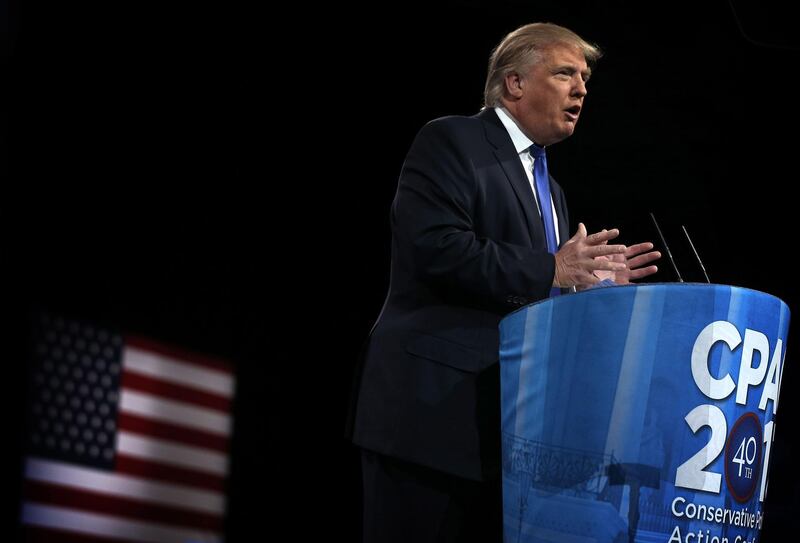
[551,176,569,248]
[477,109,544,248]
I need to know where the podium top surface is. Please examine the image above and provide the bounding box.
[503,282,789,320]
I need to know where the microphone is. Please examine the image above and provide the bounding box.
[681,225,711,283]
[649,212,683,282]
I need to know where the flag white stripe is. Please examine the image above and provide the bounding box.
[22,502,222,543]
[124,346,234,397]
[117,431,228,476]
[25,457,225,514]
[120,389,231,436]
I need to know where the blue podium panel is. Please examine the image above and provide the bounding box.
[499,284,789,543]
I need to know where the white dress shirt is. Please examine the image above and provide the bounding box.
[494,106,560,245]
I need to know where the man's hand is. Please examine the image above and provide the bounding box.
[553,223,627,288]
[594,242,661,285]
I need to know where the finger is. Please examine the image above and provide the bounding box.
[585,228,620,245]
[579,270,601,286]
[568,223,588,243]
[589,257,627,272]
[628,265,659,280]
[627,251,661,269]
[624,242,654,257]
[586,244,627,258]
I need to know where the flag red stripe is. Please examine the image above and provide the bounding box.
[22,525,136,543]
[120,371,231,411]
[125,336,234,374]
[23,480,223,531]
[114,453,226,492]
[117,412,229,453]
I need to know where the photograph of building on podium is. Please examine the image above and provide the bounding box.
[500,284,787,543]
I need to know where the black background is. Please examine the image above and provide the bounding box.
[3,0,799,540]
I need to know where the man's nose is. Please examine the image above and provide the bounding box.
[572,77,587,98]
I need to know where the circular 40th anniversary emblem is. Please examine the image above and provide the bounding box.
[725,412,763,502]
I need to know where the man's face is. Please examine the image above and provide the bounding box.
[516,44,590,146]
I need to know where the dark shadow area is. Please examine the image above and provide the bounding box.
[4,0,797,540]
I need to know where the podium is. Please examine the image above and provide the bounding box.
[499,284,789,543]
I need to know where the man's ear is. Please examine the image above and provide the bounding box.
[504,72,524,99]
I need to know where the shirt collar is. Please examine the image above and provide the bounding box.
[494,106,536,155]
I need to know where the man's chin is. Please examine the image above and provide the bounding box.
[546,127,575,145]
[557,123,576,141]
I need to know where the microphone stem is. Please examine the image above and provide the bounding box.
[650,212,683,282]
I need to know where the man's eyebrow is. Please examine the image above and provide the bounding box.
[552,64,592,79]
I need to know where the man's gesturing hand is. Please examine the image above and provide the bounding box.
[552,223,627,288]
[594,242,661,285]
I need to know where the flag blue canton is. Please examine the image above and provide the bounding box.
[28,315,124,469]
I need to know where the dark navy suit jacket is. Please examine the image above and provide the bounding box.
[348,108,570,481]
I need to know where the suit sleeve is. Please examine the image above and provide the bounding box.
[391,120,557,310]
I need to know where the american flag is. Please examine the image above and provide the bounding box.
[20,315,235,542]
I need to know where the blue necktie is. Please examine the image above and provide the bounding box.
[529,144,561,297]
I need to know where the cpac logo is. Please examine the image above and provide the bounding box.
[675,321,785,501]
[691,321,783,414]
